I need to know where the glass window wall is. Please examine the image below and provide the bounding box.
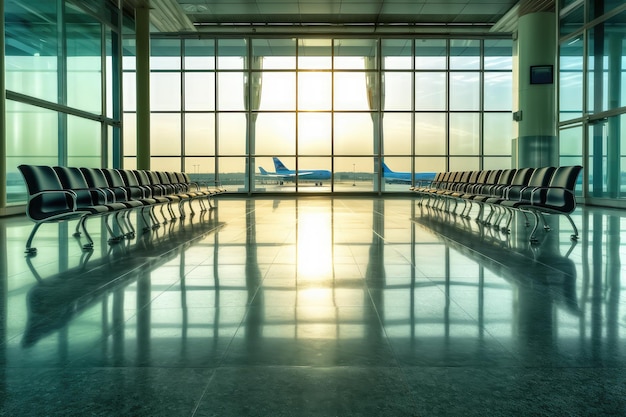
[123,37,512,194]
[559,1,626,205]
[4,0,125,205]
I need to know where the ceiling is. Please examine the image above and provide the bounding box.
[141,0,528,35]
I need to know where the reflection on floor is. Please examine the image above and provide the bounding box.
[0,198,624,416]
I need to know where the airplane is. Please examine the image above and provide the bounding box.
[381,162,436,184]
[258,157,331,186]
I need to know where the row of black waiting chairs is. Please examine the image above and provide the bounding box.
[410,165,583,243]
[18,165,226,254]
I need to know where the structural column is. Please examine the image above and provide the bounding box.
[135,5,151,170]
[514,7,558,168]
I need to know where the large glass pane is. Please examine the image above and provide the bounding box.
[66,6,102,114]
[151,157,181,172]
[415,72,446,111]
[256,72,295,110]
[484,73,512,111]
[384,72,412,110]
[297,157,332,191]
[334,157,373,192]
[185,157,215,183]
[253,39,296,69]
[587,1,624,21]
[151,72,181,111]
[218,39,246,70]
[380,156,413,192]
[218,113,246,155]
[559,5,584,38]
[383,113,411,155]
[334,113,374,155]
[151,113,181,156]
[298,39,332,69]
[5,0,58,103]
[484,39,513,70]
[383,39,412,70]
[185,113,215,155]
[559,38,584,122]
[123,113,137,156]
[298,72,332,110]
[122,33,136,71]
[67,116,101,167]
[560,124,583,162]
[256,113,296,155]
[123,72,137,111]
[450,72,480,111]
[450,113,479,155]
[450,39,480,70]
[334,39,376,70]
[450,157,479,171]
[151,38,181,70]
[415,156,446,172]
[218,72,245,111]
[587,26,609,114]
[184,39,215,70]
[483,113,513,155]
[334,72,371,111]
[484,157,511,170]
[185,72,215,111]
[589,120,607,197]
[415,39,447,70]
[298,113,331,155]
[415,113,446,155]
[219,157,246,190]
[5,100,59,203]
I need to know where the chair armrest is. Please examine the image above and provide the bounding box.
[29,189,79,210]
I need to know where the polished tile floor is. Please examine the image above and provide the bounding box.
[0,197,625,416]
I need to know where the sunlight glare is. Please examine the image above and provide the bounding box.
[297,212,332,279]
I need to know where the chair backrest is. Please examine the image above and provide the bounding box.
[517,166,556,200]
[539,165,583,213]
[498,169,517,185]
[485,169,502,185]
[528,166,556,187]
[53,166,100,206]
[549,165,582,190]
[510,167,535,186]
[18,165,73,219]
[118,170,146,199]
[80,167,108,188]
[467,170,480,184]
[82,167,128,202]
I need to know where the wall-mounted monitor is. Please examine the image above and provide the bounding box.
[530,65,553,84]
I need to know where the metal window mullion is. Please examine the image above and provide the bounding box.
[58,0,68,166]
[101,20,108,167]
[180,39,185,172]
[377,38,383,195]
[446,39,450,171]
[214,38,220,188]
[479,39,484,170]
[411,38,416,187]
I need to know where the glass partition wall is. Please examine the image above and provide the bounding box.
[4,0,128,205]
[559,1,626,207]
[123,37,513,194]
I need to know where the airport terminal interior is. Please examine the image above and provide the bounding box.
[1,0,626,416]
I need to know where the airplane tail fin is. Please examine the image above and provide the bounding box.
[381,162,393,174]
[273,157,289,172]
[259,167,269,175]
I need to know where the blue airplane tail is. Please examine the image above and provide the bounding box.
[259,167,269,175]
[273,157,289,172]
[381,162,393,174]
